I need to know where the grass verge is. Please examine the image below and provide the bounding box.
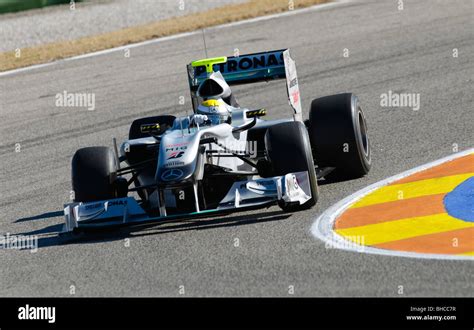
[0,0,74,14]
[0,0,329,73]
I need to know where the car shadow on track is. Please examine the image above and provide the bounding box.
[15,211,64,223]
[11,210,292,250]
[317,176,356,186]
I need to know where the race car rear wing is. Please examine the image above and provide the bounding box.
[187,49,302,121]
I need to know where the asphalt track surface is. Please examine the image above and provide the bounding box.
[0,0,245,52]
[0,0,473,297]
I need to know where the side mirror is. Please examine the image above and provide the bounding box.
[233,116,257,133]
[140,123,161,135]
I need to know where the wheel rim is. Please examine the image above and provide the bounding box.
[357,107,369,157]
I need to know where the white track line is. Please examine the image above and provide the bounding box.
[0,0,352,78]
[311,148,474,261]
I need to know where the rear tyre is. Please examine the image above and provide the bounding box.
[308,93,371,180]
[72,146,118,202]
[265,121,319,212]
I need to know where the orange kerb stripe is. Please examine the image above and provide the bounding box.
[335,194,446,229]
[374,227,474,254]
[391,154,474,185]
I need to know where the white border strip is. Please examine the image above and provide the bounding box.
[311,148,474,261]
[0,0,351,78]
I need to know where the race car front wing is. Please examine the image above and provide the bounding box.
[62,171,311,235]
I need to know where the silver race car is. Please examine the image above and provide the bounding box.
[62,49,371,236]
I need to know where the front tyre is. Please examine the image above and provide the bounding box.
[265,121,319,212]
[308,93,371,180]
[72,146,118,202]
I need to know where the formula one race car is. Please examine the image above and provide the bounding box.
[62,49,371,235]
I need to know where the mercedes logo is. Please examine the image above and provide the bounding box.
[161,169,184,181]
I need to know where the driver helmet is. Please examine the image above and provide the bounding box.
[196,98,232,125]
